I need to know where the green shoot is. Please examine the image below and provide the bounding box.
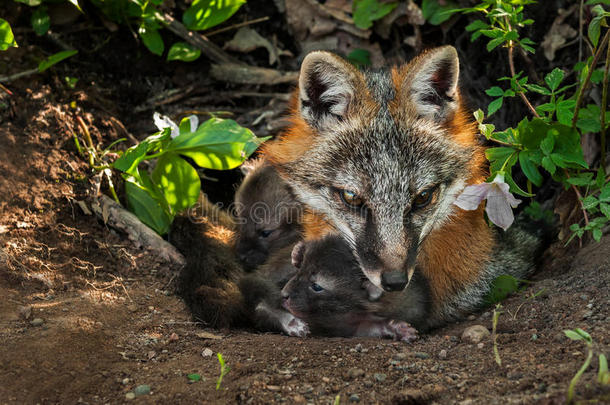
[216,353,230,390]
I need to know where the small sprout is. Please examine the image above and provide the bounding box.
[599,354,609,385]
[216,353,230,390]
[564,328,594,404]
[187,373,201,382]
[492,303,502,367]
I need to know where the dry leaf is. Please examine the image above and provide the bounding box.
[196,331,224,340]
[224,27,279,65]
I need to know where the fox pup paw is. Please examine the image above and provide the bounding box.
[282,315,310,337]
[388,320,418,343]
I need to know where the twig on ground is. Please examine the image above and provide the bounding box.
[206,16,270,37]
[0,68,39,83]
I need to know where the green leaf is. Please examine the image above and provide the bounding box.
[124,175,172,235]
[556,99,576,126]
[38,49,78,72]
[139,24,164,56]
[524,83,551,95]
[566,173,594,186]
[167,42,201,62]
[183,0,246,31]
[14,0,42,5]
[31,6,50,36]
[187,373,202,382]
[487,36,505,52]
[485,86,504,97]
[540,134,555,155]
[599,354,609,384]
[519,150,543,187]
[167,118,266,170]
[600,184,610,202]
[582,195,599,210]
[592,228,603,242]
[465,19,488,32]
[541,156,556,175]
[347,49,371,67]
[421,0,459,25]
[589,14,603,47]
[352,0,398,29]
[113,129,171,174]
[485,274,521,304]
[152,153,201,214]
[544,68,564,91]
[0,18,18,50]
[488,97,503,116]
[504,170,534,197]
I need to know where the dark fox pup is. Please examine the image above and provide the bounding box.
[264,46,547,327]
[281,235,425,341]
[234,158,303,270]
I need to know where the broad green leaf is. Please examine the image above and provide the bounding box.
[473,109,485,122]
[581,195,599,210]
[488,97,503,116]
[183,0,246,31]
[556,99,576,126]
[485,86,504,97]
[38,49,78,72]
[31,6,50,36]
[347,49,371,67]
[152,153,201,214]
[0,18,17,50]
[540,134,555,155]
[519,150,542,186]
[588,13,603,47]
[544,68,564,91]
[524,83,551,95]
[600,184,610,202]
[113,129,171,174]
[139,24,164,56]
[167,41,201,62]
[465,19,488,32]
[487,36,505,51]
[566,173,594,186]
[564,329,585,341]
[167,118,266,170]
[593,228,603,242]
[541,156,556,174]
[124,176,172,235]
[421,0,459,25]
[504,170,534,197]
[485,274,520,304]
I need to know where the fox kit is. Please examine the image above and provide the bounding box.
[282,235,422,341]
[264,46,545,328]
[234,158,303,270]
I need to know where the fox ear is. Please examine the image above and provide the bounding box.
[291,241,306,268]
[298,51,361,130]
[405,46,460,121]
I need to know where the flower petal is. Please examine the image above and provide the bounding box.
[188,115,199,133]
[153,112,179,138]
[485,187,515,230]
[453,183,490,211]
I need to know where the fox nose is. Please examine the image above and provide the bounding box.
[381,271,408,292]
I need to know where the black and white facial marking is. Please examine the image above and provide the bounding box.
[282,47,474,291]
[234,162,303,271]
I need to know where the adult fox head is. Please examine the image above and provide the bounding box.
[265,46,486,292]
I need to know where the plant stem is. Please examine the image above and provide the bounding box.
[76,116,96,167]
[600,32,610,174]
[572,29,610,128]
[206,16,270,37]
[564,169,590,227]
[567,345,593,404]
[508,45,540,118]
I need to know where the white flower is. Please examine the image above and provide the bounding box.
[153,112,179,139]
[186,114,198,133]
[453,173,521,231]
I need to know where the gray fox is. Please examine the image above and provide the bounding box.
[263,46,547,328]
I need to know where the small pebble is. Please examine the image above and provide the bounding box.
[467,314,476,321]
[30,318,44,327]
[125,392,135,400]
[461,325,490,344]
[392,352,408,361]
[122,378,130,385]
[414,352,429,359]
[346,368,365,379]
[354,343,363,352]
[374,373,387,382]
[19,306,32,320]
[267,385,281,392]
[349,393,360,403]
[134,385,151,396]
[477,343,484,349]
[439,349,447,359]
[201,348,213,357]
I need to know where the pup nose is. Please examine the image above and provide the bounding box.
[381,271,407,292]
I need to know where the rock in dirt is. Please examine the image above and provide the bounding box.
[201,348,213,357]
[374,373,387,382]
[134,385,151,396]
[125,392,136,400]
[461,325,490,344]
[346,367,365,379]
[30,318,44,327]
[349,393,360,402]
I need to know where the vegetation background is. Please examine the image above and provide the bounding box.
[0,0,609,403]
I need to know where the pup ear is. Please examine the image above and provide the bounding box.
[298,51,362,130]
[403,46,460,121]
[291,241,306,268]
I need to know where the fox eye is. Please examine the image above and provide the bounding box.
[340,189,364,208]
[413,187,436,209]
[259,229,274,238]
[310,283,324,293]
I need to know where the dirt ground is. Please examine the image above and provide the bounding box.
[1,5,610,404]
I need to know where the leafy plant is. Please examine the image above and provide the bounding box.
[352,0,398,29]
[0,18,18,50]
[421,0,459,25]
[451,0,610,242]
[216,353,230,390]
[111,114,267,235]
[564,328,594,403]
